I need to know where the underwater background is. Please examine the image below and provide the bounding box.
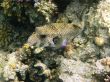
[0,0,110,82]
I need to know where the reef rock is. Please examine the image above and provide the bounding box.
[58,58,96,82]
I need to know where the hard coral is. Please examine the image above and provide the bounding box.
[29,61,51,82]
[95,0,110,28]
[34,0,57,22]
[95,57,110,82]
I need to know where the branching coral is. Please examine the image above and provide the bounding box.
[0,0,57,23]
[0,23,15,48]
[34,0,57,22]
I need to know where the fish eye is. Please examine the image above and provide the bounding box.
[53,36,60,44]
[40,35,47,39]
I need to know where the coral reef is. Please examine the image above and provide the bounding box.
[56,0,89,24]
[93,57,110,81]
[2,44,58,82]
[1,0,57,24]
[95,0,110,28]
[34,0,57,22]
[58,58,96,82]
[0,51,8,82]
[1,23,83,81]
[0,23,33,51]
[1,0,110,82]
[29,61,51,82]
[0,21,100,82]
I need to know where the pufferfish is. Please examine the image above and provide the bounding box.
[27,23,82,48]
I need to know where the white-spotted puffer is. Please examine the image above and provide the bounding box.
[27,23,82,48]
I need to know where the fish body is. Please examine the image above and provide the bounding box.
[27,23,82,47]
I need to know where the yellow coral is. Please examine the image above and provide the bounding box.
[1,0,10,8]
[23,43,30,49]
[34,47,44,54]
[9,64,16,69]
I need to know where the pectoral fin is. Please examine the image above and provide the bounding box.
[61,39,67,48]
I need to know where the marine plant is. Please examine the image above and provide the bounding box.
[0,22,15,48]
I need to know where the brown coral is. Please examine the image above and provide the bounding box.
[64,43,75,59]
[100,57,110,66]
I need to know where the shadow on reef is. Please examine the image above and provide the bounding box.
[53,0,71,13]
[16,69,63,82]
[0,14,35,52]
